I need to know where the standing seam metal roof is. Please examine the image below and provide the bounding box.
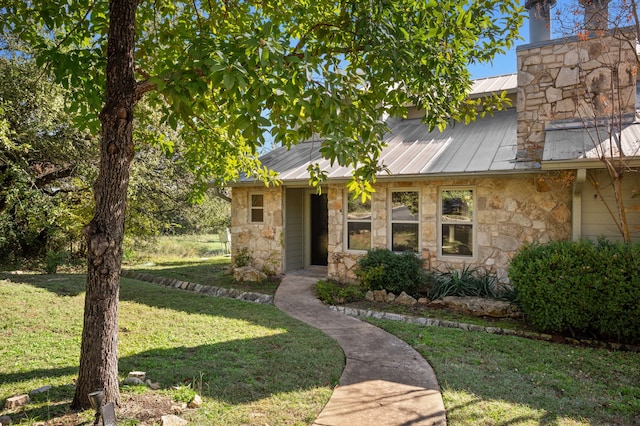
[252,108,529,183]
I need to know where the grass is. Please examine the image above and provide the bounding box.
[3,233,640,425]
[0,272,343,425]
[367,318,640,425]
[122,233,280,295]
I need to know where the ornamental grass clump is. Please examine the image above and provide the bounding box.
[509,238,640,344]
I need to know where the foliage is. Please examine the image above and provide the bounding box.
[44,250,70,274]
[509,239,640,344]
[1,0,524,197]
[172,385,197,404]
[355,248,427,296]
[0,56,96,260]
[232,247,254,268]
[315,279,364,305]
[428,265,509,300]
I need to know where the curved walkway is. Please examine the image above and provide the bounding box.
[274,271,446,426]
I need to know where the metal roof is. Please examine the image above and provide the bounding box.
[469,74,517,98]
[543,122,640,166]
[252,108,528,183]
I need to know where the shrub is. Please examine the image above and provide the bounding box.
[315,280,364,305]
[429,265,501,300]
[355,248,427,296]
[509,239,640,344]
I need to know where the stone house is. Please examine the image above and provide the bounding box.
[229,0,640,282]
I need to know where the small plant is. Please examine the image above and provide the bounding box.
[355,248,427,296]
[233,247,253,268]
[429,265,501,300]
[315,280,364,305]
[44,250,69,274]
[173,384,197,404]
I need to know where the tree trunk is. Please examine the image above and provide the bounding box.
[71,0,137,410]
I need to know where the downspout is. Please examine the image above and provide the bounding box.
[572,169,587,241]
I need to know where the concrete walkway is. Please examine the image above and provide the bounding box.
[274,270,447,426]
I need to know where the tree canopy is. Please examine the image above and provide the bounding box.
[2,0,523,193]
[1,0,524,409]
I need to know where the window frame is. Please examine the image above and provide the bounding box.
[388,189,421,253]
[249,192,264,223]
[438,187,476,259]
[344,192,372,252]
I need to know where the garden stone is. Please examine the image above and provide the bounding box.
[161,414,188,426]
[233,266,266,282]
[29,386,52,396]
[123,377,145,386]
[417,297,429,305]
[128,371,146,381]
[396,292,417,306]
[385,292,396,303]
[146,380,161,390]
[188,394,203,408]
[0,415,12,425]
[442,296,521,318]
[372,289,386,302]
[4,395,29,409]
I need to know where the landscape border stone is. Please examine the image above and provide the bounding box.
[329,305,640,353]
[120,270,274,305]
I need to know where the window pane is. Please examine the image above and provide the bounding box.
[441,224,473,256]
[347,197,372,220]
[251,208,264,222]
[251,194,264,207]
[348,222,371,250]
[392,223,419,252]
[392,191,419,221]
[441,190,473,222]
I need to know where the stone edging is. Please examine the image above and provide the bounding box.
[120,270,274,305]
[329,305,640,353]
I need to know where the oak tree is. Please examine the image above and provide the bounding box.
[1,0,523,408]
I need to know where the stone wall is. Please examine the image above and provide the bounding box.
[230,186,284,274]
[516,32,637,158]
[328,174,572,283]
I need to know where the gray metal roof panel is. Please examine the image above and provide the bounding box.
[251,108,520,183]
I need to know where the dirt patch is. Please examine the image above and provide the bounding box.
[13,393,182,426]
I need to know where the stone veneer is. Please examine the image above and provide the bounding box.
[231,186,284,274]
[516,32,637,158]
[328,175,571,283]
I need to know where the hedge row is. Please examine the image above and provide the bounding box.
[509,239,640,344]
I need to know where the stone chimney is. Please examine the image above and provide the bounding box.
[525,0,556,43]
[579,0,610,33]
[516,0,635,161]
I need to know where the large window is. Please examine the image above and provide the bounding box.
[346,194,372,250]
[440,189,474,257]
[250,193,264,222]
[390,190,419,252]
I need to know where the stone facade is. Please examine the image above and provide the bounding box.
[516,32,637,158]
[231,186,284,274]
[328,175,571,283]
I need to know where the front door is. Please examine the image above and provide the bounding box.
[310,193,328,266]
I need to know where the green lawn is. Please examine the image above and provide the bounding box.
[0,272,343,425]
[369,319,640,425]
[3,235,640,425]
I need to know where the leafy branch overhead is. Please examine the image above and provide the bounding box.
[2,0,523,193]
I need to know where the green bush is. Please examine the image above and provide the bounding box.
[509,239,640,344]
[315,280,364,305]
[355,248,427,296]
[429,265,502,300]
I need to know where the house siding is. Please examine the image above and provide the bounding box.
[328,174,572,283]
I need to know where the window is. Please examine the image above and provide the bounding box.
[390,190,419,252]
[250,194,264,222]
[346,194,371,250]
[440,189,474,257]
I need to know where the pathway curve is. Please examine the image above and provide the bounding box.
[274,271,447,426]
